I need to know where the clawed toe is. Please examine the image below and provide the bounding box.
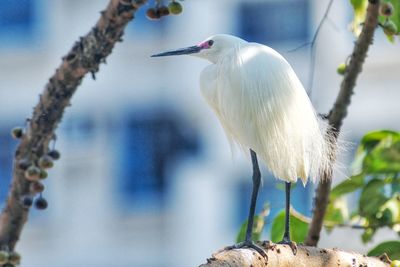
[225,241,268,259]
[277,239,297,255]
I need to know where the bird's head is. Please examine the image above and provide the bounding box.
[151,34,247,63]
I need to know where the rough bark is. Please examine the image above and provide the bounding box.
[200,242,391,267]
[305,0,380,246]
[0,0,147,250]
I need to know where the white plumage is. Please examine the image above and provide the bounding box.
[196,34,332,184]
[153,34,333,185]
[151,34,334,251]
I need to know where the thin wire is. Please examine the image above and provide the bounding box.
[287,41,313,53]
[307,0,335,97]
[326,16,341,33]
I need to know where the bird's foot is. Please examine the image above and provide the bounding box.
[225,240,268,260]
[277,238,297,255]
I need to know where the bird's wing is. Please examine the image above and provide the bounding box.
[200,63,239,152]
[209,44,331,183]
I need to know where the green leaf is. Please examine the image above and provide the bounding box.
[367,240,400,259]
[236,215,265,243]
[324,198,348,232]
[361,228,376,243]
[359,179,388,217]
[379,0,400,40]
[352,150,367,175]
[350,0,368,36]
[271,211,285,242]
[360,130,400,152]
[236,204,270,243]
[350,0,400,42]
[350,0,366,9]
[270,210,309,243]
[330,175,365,200]
[391,0,400,28]
[363,140,400,174]
[379,195,400,225]
[385,32,396,43]
[353,130,400,174]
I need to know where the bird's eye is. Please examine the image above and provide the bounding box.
[208,40,214,47]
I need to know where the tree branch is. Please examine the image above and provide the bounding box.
[199,242,391,267]
[305,0,380,246]
[0,0,146,250]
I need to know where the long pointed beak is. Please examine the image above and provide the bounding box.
[151,45,201,57]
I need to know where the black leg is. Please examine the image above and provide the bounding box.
[282,182,291,242]
[245,149,262,242]
[225,149,267,260]
[278,182,298,254]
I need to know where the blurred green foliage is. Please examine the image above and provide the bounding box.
[350,0,400,41]
[238,130,400,260]
[236,204,269,243]
[367,241,400,259]
[327,130,400,259]
[270,210,309,243]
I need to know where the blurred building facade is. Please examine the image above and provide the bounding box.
[0,0,399,266]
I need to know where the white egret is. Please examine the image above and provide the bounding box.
[152,34,333,257]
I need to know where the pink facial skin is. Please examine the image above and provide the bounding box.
[198,41,212,49]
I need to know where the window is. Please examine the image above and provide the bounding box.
[238,0,310,44]
[0,0,43,47]
[62,117,95,143]
[113,110,200,213]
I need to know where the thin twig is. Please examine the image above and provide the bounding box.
[287,0,335,53]
[305,0,381,247]
[287,0,335,97]
[292,207,398,230]
[333,223,399,230]
[308,0,335,96]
